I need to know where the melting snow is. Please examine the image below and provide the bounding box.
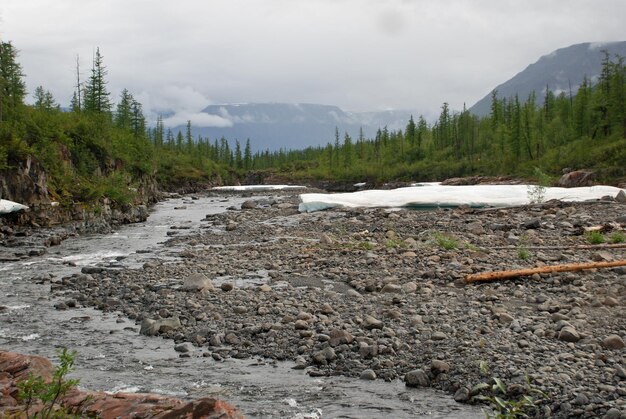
[299,183,625,212]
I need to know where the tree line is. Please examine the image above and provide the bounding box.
[1,40,625,209]
[254,51,625,184]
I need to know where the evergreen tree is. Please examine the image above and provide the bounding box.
[244,139,252,170]
[154,115,164,147]
[115,89,133,130]
[185,120,193,152]
[130,100,146,138]
[343,132,353,170]
[83,47,111,114]
[0,41,26,122]
[405,115,416,146]
[33,86,58,111]
[234,140,243,169]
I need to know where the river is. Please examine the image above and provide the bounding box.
[0,193,482,418]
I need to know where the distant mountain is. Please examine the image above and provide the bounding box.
[469,41,626,117]
[174,103,416,151]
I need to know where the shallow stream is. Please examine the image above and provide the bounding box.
[0,194,482,418]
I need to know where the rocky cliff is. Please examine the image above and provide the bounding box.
[0,155,161,231]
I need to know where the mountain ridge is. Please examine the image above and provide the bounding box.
[177,102,417,151]
[469,41,626,116]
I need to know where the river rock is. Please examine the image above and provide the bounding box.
[405,369,430,387]
[558,170,594,187]
[603,408,623,419]
[360,369,377,380]
[602,334,625,350]
[380,283,402,293]
[614,190,626,203]
[182,273,214,292]
[174,342,194,353]
[558,327,581,343]
[140,317,181,336]
[453,387,471,402]
[431,359,450,374]
[364,315,383,330]
[313,347,336,364]
[328,329,353,347]
[241,200,257,209]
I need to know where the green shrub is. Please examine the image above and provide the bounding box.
[585,231,605,245]
[17,348,80,418]
[609,231,625,244]
[472,371,547,419]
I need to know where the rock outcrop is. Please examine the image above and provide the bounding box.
[557,169,595,187]
[0,155,159,231]
[0,351,243,418]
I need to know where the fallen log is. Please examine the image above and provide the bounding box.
[465,259,626,283]
[486,243,626,251]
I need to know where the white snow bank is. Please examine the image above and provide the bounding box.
[0,199,28,214]
[213,185,307,192]
[298,184,625,212]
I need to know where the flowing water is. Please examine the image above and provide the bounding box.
[0,194,482,418]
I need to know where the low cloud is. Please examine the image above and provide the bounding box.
[163,112,233,128]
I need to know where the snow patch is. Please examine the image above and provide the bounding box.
[0,199,28,214]
[299,184,625,212]
[213,185,307,192]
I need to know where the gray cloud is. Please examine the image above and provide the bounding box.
[1,0,625,122]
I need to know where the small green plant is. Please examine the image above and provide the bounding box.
[384,238,406,249]
[472,374,547,419]
[585,230,605,245]
[527,167,551,204]
[464,242,479,252]
[517,247,530,260]
[609,231,625,244]
[432,231,458,250]
[479,360,490,375]
[358,240,375,251]
[517,234,531,260]
[18,348,80,418]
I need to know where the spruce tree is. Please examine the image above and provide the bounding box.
[0,41,26,122]
[83,47,111,114]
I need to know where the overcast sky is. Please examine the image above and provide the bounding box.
[1,0,625,125]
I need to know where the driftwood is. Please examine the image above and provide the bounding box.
[465,259,626,283]
[487,243,626,251]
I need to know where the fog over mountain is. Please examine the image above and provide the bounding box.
[469,41,626,116]
[174,103,417,151]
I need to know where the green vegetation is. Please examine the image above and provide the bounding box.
[526,167,552,203]
[473,377,546,419]
[432,231,459,250]
[585,230,606,244]
[17,348,80,418]
[473,362,547,419]
[610,231,625,243]
[517,234,531,260]
[1,40,625,210]
[517,246,531,261]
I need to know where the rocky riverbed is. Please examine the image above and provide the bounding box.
[50,192,626,418]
